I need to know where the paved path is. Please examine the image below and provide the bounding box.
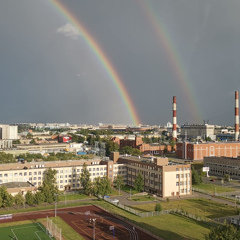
[108,189,240,209]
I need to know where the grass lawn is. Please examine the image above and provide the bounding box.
[0,222,55,240]
[129,195,155,202]
[58,193,94,201]
[51,217,84,240]
[193,183,236,193]
[130,198,236,218]
[97,201,211,240]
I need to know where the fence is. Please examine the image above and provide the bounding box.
[104,197,172,218]
[46,216,62,240]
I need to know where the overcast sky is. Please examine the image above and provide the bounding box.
[0,0,240,126]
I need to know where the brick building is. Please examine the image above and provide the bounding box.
[112,136,170,155]
[177,142,240,160]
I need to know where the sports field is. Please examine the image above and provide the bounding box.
[0,222,55,240]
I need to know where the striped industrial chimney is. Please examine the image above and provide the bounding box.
[235,91,239,141]
[172,96,177,141]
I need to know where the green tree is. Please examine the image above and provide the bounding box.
[114,175,125,191]
[134,173,144,192]
[39,168,59,204]
[106,141,119,157]
[14,192,25,208]
[79,163,91,194]
[155,203,162,212]
[34,191,45,205]
[169,139,176,151]
[93,176,112,199]
[205,223,240,240]
[0,195,2,208]
[122,146,133,155]
[0,186,14,208]
[192,167,202,185]
[25,191,35,205]
[3,193,14,208]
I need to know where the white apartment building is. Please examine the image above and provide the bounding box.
[0,125,18,140]
[0,154,191,198]
[0,158,126,193]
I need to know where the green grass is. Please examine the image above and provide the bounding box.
[193,183,236,193]
[58,193,93,201]
[129,195,155,202]
[51,217,84,240]
[130,198,236,218]
[96,201,211,240]
[0,222,55,240]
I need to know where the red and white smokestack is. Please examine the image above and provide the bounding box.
[235,91,239,141]
[172,96,177,141]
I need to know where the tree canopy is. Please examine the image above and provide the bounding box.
[39,168,59,203]
[205,223,240,240]
[134,173,144,192]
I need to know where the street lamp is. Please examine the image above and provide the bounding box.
[92,218,96,240]
[54,193,58,217]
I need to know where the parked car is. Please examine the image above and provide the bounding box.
[210,179,215,182]
[112,199,119,203]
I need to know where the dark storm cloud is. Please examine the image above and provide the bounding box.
[0,0,239,126]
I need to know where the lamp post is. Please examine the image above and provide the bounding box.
[54,193,58,217]
[92,218,96,240]
[130,189,131,200]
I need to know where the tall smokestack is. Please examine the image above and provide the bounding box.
[172,96,177,141]
[235,91,239,141]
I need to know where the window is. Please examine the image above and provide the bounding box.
[176,182,179,186]
[4,174,8,177]
[34,172,37,175]
[176,174,179,178]
[176,168,179,171]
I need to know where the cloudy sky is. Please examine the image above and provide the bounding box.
[0,0,240,126]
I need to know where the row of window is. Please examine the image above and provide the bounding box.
[176,181,191,186]
[176,167,190,171]
[176,173,190,178]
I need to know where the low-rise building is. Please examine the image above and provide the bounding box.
[204,156,240,179]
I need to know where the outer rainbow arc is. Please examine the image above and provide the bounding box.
[137,0,202,123]
[49,0,140,125]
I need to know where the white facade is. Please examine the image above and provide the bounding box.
[0,125,18,140]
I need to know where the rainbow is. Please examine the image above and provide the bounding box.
[138,0,202,123]
[47,0,141,125]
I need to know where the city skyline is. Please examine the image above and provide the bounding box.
[1,1,240,126]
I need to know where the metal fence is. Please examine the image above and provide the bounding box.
[104,198,172,218]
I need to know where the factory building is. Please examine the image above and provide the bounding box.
[176,142,240,160]
[179,124,216,141]
[204,156,240,179]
